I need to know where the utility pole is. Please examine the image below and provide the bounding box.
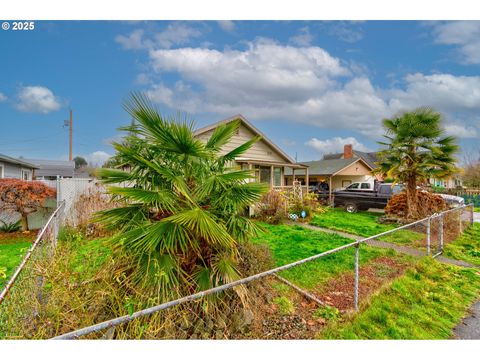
[69,109,73,161]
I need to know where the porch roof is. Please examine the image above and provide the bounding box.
[235,157,308,169]
[284,158,372,176]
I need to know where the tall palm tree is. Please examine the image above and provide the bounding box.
[375,107,459,219]
[95,93,268,302]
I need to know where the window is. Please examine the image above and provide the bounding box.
[347,183,359,189]
[342,180,352,187]
[0,164,3,178]
[21,169,31,181]
[361,183,371,189]
[274,167,282,186]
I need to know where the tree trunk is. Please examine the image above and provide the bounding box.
[406,177,418,219]
[20,214,29,231]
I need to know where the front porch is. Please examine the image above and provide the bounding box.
[236,158,309,190]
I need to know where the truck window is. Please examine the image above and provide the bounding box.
[360,183,371,189]
[348,183,359,189]
[378,185,391,195]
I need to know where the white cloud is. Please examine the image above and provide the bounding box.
[431,21,480,64]
[217,20,235,33]
[306,137,369,156]
[120,36,479,140]
[16,86,61,114]
[0,92,7,102]
[444,124,478,139]
[289,27,313,46]
[328,22,363,43]
[84,151,112,167]
[116,23,203,51]
[115,29,147,50]
[155,23,202,49]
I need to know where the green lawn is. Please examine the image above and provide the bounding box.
[319,258,480,339]
[310,208,426,247]
[253,223,405,290]
[475,207,480,212]
[443,223,480,266]
[0,236,32,289]
[310,208,394,237]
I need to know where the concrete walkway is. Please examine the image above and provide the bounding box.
[288,221,479,269]
[453,301,480,339]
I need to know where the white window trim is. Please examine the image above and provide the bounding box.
[21,168,32,181]
[0,163,4,179]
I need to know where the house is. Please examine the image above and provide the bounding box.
[194,115,309,189]
[23,159,75,180]
[0,153,38,180]
[284,144,377,189]
[429,176,463,189]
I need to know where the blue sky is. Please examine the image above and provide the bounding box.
[1,20,480,165]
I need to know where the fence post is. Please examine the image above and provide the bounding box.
[426,217,431,256]
[439,214,444,253]
[471,204,474,225]
[354,242,359,311]
[459,208,463,235]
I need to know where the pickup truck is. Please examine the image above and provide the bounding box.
[319,183,464,213]
[328,183,403,213]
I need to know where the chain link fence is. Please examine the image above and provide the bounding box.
[0,204,474,339]
[0,201,65,339]
[48,204,474,340]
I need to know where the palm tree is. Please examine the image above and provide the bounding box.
[95,93,268,302]
[375,107,459,219]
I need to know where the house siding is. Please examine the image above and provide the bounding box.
[0,162,23,179]
[196,123,287,163]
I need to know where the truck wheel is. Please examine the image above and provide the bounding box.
[345,203,358,213]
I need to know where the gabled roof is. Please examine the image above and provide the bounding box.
[194,114,296,164]
[285,157,373,176]
[0,154,38,168]
[24,158,75,177]
[322,150,379,169]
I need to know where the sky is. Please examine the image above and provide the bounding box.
[1,20,480,165]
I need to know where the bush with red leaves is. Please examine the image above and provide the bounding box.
[0,179,56,230]
[385,191,447,220]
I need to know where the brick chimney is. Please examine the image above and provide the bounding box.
[343,144,353,159]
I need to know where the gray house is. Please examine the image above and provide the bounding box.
[0,153,37,180]
[24,158,75,180]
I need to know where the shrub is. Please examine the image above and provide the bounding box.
[256,189,287,224]
[385,191,447,220]
[0,179,56,230]
[0,220,21,233]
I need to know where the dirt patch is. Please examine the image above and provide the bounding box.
[314,257,408,311]
[236,279,326,339]
[0,230,37,245]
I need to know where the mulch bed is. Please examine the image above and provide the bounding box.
[314,257,409,311]
[0,230,37,245]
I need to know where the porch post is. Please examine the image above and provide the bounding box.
[292,168,295,184]
[305,166,309,191]
[270,165,274,188]
[329,176,333,206]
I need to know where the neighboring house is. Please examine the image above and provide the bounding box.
[429,176,463,189]
[284,145,377,190]
[194,115,309,188]
[24,159,75,180]
[0,153,37,180]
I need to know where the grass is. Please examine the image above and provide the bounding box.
[309,208,426,247]
[0,234,34,289]
[319,258,480,339]
[310,208,394,237]
[475,207,480,212]
[443,223,480,266]
[253,223,403,290]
